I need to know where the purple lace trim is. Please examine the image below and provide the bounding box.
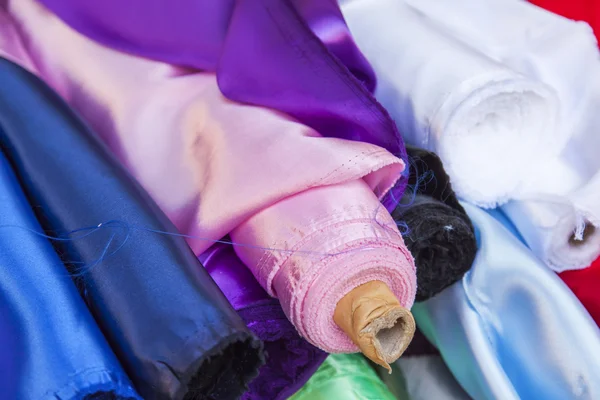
[238,300,327,400]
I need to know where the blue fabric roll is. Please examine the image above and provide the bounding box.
[0,57,264,399]
[414,203,600,400]
[0,150,140,400]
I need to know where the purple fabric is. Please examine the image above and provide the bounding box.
[37,0,407,210]
[200,243,327,400]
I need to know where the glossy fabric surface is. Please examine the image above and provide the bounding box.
[0,151,139,400]
[414,203,600,400]
[200,243,326,400]
[393,146,477,301]
[2,0,416,353]
[0,58,264,400]
[290,354,395,400]
[36,0,407,209]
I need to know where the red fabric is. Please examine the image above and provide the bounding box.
[530,0,600,44]
[560,257,600,326]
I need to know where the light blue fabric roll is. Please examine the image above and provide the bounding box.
[414,202,600,400]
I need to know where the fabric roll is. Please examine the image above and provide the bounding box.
[528,1,600,47]
[399,0,600,271]
[34,0,407,209]
[378,355,472,400]
[0,57,264,400]
[344,0,600,271]
[0,151,139,400]
[413,203,600,400]
[200,243,327,400]
[396,0,600,272]
[560,256,600,327]
[290,354,396,400]
[392,146,477,301]
[341,0,559,208]
[2,0,416,354]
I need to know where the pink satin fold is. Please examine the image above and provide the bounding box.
[2,0,416,352]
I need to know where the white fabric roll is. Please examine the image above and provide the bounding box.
[397,0,600,271]
[341,0,559,207]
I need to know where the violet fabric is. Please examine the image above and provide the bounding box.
[393,146,477,301]
[0,57,264,400]
[33,0,407,210]
[2,0,417,354]
[200,243,327,400]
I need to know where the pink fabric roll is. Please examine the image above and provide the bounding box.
[2,0,416,352]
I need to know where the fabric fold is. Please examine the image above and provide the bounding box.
[200,243,327,400]
[413,203,600,400]
[0,150,140,400]
[2,0,416,355]
[0,57,264,400]
[34,0,406,209]
[341,0,559,208]
[290,354,396,400]
[392,146,477,301]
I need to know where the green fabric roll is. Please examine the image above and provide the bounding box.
[291,353,396,400]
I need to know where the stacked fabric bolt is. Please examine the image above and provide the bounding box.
[0,0,599,398]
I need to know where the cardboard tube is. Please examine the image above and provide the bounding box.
[334,281,416,372]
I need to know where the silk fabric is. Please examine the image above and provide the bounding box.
[200,243,326,400]
[290,354,395,400]
[0,151,139,400]
[414,203,600,400]
[0,57,264,400]
[2,0,416,353]
[34,0,407,209]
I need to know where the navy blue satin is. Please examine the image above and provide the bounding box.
[414,203,600,400]
[0,57,264,400]
[0,151,140,400]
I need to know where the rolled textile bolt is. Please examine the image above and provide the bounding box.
[334,281,416,372]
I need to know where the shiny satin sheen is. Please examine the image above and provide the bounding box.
[200,243,326,400]
[290,354,396,400]
[1,0,416,354]
[0,151,139,400]
[414,203,600,400]
[32,0,408,210]
[0,57,264,400]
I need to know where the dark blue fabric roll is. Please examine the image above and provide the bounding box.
[0,57,264,400]
[0,150,140,400]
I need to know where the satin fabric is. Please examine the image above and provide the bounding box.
[560,256,600,327]
[0,151,139,400]
[0,57,264,400]
[290,354,395,400]
[2,0,417,353]
[379,0,600,271]
[393,146,477,301]
[200,243,326,400]
[341,0,559,208]
[378,355,471,400]
[530,0,600,44]
[413,202,600,400]
[35,0,407,209]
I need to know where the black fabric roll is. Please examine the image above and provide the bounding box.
[0,58,264,399]
[392,146,477,301]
